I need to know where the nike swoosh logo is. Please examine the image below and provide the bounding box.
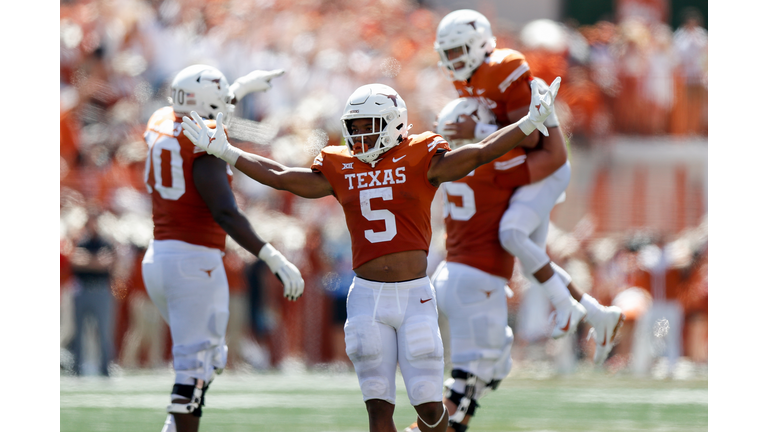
[393,155,406,163]
[420,298,433,304]
[202,268,215,277]
[559,312,571,332]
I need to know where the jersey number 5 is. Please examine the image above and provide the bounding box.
[144,130,186,200]
[360,187,397,243]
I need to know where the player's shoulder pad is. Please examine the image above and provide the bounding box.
[408,132,450,154]
[320,144,350,157]
[149,106,175,126]
[312,144,350,170]
[147,106,180,137]
[490,48,527,66]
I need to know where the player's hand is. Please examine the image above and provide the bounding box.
[230,69,285,102]
[258,244,305,301]
[441,114,477,140]
[519,77,561,136]
[181,112,242,165]
[532,77,560,128]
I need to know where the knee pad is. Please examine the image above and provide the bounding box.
[344,316,383,371]
[451,315,511,383]
[499,227,551,274]
[172,339,226,384]
[172,307,228,383]
[359,376,391,402]
[168,379,210,417]
[406,376,442,406]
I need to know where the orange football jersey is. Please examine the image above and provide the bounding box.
[453,48,533,126]
[442,148,530,280]
[143,107,232,251]
[312,132,451,269]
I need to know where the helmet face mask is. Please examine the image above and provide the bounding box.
[434,9,496,82]
[340,84,408,164]
[436,97,496,149]
[171,64,234,121]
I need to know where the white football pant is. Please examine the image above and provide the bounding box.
[142,239,229,386]
[344,276,445,406]
[432,261,513,384]
[499,161,571,277]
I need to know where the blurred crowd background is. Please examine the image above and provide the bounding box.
[59,0,707,378]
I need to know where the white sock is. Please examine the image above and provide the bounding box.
[161,414,176,432]
[540,274,571,311]
[580,293,603,320]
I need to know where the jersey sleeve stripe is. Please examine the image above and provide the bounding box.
[493,155,527,170]
[498,63,530,93]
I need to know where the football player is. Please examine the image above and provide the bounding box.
[435,9,623,361]
[405,95,570,432]
[181,78,560,432]
[142,64,303,432]
[401,11,624,432]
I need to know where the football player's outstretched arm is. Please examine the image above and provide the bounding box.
[234,153,334,199]
[428,77,561,186]
[182,111,334,199]
[521,77,568,182]
[193,155,305,301]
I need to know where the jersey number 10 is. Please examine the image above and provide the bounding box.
[144,130,186,200]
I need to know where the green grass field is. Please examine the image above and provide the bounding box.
[61,363,707,432]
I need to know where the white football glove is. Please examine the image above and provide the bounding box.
[230,69,285,102]
[518,76,561,136]
[258,243,305,301]
[181,111,243,166]
[532,77,560,128]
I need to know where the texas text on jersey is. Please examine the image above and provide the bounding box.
[311,132,451,269]
[144,106,233,251]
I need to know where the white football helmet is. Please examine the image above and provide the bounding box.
[171,64,233,120]
[434,9,496,82]
[436,97,496,148]
[340,84,408,164]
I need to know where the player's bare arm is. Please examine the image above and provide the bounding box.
[428,77,560,186]
[192,155,268,254]
[525,125,568,183]
[233,153,334,199]
[182,111,334,199]
[427,121,528,185]
[193,154,304,300]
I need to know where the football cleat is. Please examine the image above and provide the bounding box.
[587,305,626,365]
[403,422,420,432]
[550,297,587,339]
